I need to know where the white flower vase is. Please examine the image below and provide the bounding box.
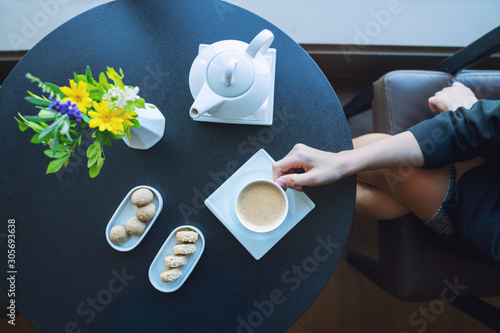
[123,103,165,150]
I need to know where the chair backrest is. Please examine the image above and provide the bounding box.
[372,70,500,134]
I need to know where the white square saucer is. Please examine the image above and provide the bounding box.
[204,149,315,260]
[193,45,276,126]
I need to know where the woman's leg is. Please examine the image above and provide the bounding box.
[357,166,449,221]
[353,133,486,222]
[353,133,412,219]
[354,133,449,221]
[356,182,410,219]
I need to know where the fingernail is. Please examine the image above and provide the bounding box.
[276,178,287,188]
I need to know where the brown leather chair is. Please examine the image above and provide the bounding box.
[346,70,500,330]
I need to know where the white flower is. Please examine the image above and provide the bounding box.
[102,86,141,108]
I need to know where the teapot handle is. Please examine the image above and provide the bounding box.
[246,29,274,58]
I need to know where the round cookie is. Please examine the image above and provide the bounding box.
[135,202,156,222]
[125,216,146,236]
[131,188,154,207]
[109,224,129,245]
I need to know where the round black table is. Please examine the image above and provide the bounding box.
[0,1,355,332]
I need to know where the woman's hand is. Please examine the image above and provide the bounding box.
[428,81,478,113]
[272,144,346,191]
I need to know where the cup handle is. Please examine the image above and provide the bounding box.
[246,29,274,58]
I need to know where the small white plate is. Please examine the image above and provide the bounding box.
[193,45,276,126]
[148,225,205,293]
[205,149,315,260]
[105,185,163,252]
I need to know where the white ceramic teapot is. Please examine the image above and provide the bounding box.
[189,29,274,120]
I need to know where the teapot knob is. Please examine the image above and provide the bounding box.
[224,58,238,87]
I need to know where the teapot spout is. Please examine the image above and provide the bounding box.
[189,84,224,119]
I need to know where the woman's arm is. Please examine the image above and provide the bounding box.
[273,131,423,191]
[410,99,500,168]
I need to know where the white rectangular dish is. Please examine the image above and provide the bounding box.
[193,44,276,126]
[105,185,163,252]
[148,225,205,293]
[205,149,315,260]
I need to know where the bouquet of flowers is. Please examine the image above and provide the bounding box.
[15,66,145,178]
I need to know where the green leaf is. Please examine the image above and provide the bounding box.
[82,113,91,124]
[46,156,67,174]
[131,118,140,128]
[135,99,145,109]
[25,96,51,107]
[75,74,87,83]
[89,90,102,100]
[44,149,69,158]
[86,66,93,83]
[99,72,110,89]
[125,125,131,140]
[86,82,97,90]
[15,118,30,132]
[31,133,44,143]
[109,132,126,140]
[86,142,97,158]
[44,83,62,96]
[24,115,58,122]
[77,135,82,146]
[89,157,104,178]
[27,90,41,98]
[95,130,112,146]
[38,117,63,140]
[52,126,60,157]
[60,118,70,135]
[87,153,98,168]
[17,114,46,133]
[125,103,135,113]
[56,144,69,152]
[38,109,58,118]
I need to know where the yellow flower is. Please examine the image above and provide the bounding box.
[88,101,124,134]
[60,79,92,114]
[106,67,124,88]
[118,110,137,126]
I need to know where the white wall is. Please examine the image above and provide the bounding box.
[0,0,498,52]
[0,0,112,52]
[224,0,499,47]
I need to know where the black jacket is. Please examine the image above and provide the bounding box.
[409,100,500,266]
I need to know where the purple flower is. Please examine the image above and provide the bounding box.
[49,99,82,123]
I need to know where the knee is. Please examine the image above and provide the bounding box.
[355,184,375,215]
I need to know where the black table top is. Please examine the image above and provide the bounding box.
[0,0,355,332]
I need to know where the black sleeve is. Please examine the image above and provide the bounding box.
[408,100,500,168]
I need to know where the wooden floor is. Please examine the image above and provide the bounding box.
[2,77,499,333]
[286,213,500,333]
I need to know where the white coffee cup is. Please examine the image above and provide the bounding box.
[235,179,288,233]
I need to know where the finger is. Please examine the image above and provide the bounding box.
[282,171,318,190]
[272,155,306,181]
[428,97,438,112]
[276,176,302,191]
[275,177,288,190]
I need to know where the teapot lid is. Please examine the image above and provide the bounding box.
[207,51,254,98]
